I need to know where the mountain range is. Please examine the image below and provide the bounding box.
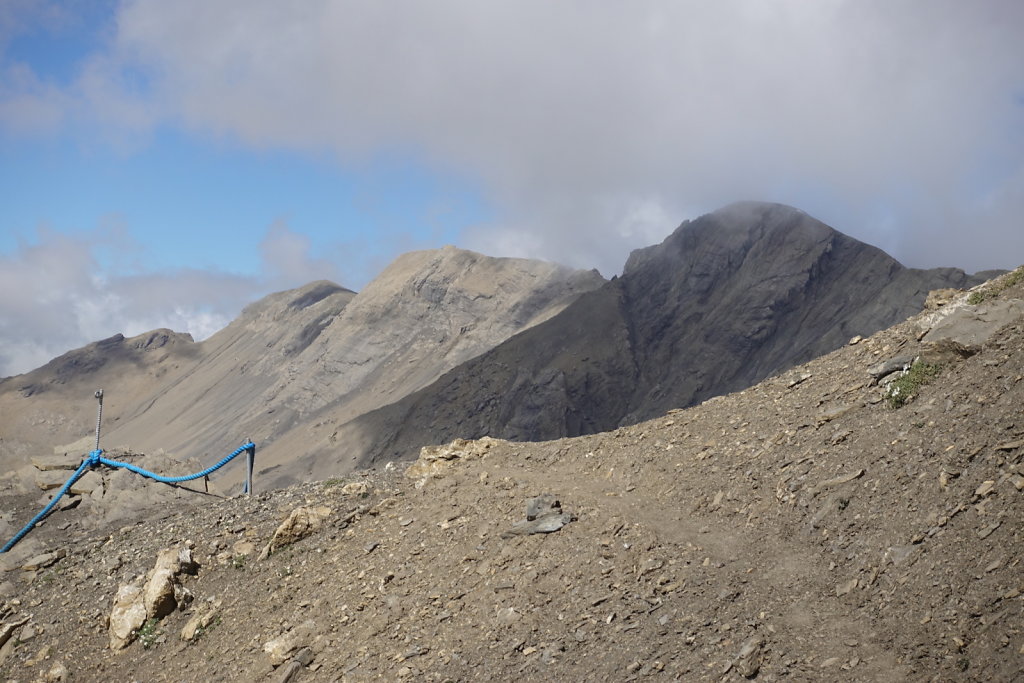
[0,202,1000,490]
[0,252,1021,681]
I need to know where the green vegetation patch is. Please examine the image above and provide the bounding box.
[967,265,1024,305]
[138,618,161,649]
[886,361,943,409]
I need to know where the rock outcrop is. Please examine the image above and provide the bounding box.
[109,545,199,650]
[259,506,332,559]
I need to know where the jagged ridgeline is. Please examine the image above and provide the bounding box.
[293,202,998,480]
[0,202,1000,490]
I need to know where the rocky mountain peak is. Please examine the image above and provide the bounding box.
[216,280,355,341]
[80,249,605,485]
[333,205,995,473]
[623,201,836,278]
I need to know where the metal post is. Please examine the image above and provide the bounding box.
[93,389,104,452]
[245,439,254,496]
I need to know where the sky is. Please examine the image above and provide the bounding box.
[1,1,1022,376]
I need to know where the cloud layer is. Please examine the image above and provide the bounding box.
[1,1,1022,373]
[93,0,1024,274]
[0,221,338,376]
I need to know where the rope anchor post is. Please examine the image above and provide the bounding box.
[0,385,256,552]
[93,389,104,453]
[244,438,255,496]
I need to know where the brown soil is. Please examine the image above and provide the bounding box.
[0,271,1022,682]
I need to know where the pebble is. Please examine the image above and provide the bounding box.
[978,521,1001,539]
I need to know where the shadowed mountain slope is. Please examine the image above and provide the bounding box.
[325,202,996,471]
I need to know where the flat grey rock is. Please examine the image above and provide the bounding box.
[501,494,575,538]
[922,298,1024,348]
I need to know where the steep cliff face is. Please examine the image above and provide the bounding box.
[332,202,992,471]
[614,201,987,421]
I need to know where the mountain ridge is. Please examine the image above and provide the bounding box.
[311,202,996,474]
[0,202,1004,491]
[0,247,606,486]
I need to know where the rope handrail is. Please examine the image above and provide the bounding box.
[1,442,256,554]
[93,442,255,484]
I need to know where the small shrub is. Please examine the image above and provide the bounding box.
[231,554,246,570]
[968,265,1024,305]
[138,618,161,649]
[886,361,942,409]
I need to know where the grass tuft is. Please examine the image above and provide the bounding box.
[886,361,942,409]
[138,618,161,649]
[968,265,1024,305]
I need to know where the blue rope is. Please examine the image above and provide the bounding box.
[96,442,255,484]
[0,458,93,554]
[1,443,255,553]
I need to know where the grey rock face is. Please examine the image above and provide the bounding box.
[343,202,993,468]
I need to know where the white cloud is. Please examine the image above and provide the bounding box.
[0,61,68,134]
[72,0,1018,273]
[259,219,341,288]
[0,219,337,377]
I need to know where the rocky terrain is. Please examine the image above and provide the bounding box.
[0,265,1021,682]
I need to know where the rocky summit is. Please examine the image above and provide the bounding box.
[328,202,997,471]
[0,264,1021,681]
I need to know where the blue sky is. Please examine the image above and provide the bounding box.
[0,0,486,282]
[1,128,483,277]
[1,1,1023,375]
